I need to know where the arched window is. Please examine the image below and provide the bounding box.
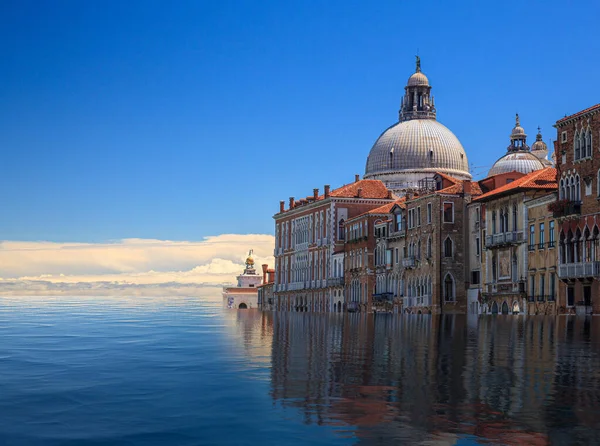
[444,274,455,301]
[338,219,345,240]
[512,204,518,231]
[417,240,421,259]
[444,237,453,257]
[492,256,497,281]
[576,175,581,201]
[499,209,504,233]
[427,237,432,258]
[575,131,581,160]
[511,254,518,282]
[503,208,509,233]
[492,211,497,234]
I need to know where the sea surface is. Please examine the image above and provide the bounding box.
[1,297,599,445]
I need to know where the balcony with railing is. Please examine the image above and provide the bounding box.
[402,295,431,307]
[402,256,417,268]
[549,200,582,218]
[558,261,600,279]
[327,277,344,287]
[373,292,394,303]
[485,231,524,248]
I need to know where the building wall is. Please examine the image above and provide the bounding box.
[525,192,559,315]
[466,202,484,314]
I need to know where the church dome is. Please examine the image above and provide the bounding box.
[531,127,548,152]
[488,151,545,177]
[365,119,471,180]
[407,71,429,87]
[364,57,471,191]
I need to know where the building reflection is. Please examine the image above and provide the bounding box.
[229,311,600,443]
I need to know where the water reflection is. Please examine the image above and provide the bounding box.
[232,312,600,444]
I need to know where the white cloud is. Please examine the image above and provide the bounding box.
[0,234,274,295]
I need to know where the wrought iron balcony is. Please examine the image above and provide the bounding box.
[550,200,582,218]
[558,262,600,279]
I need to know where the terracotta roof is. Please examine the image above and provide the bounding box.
[437,181,483,196]
[474,167,557,202]
[435,172,460,185]
[329,179,390,199]
[556,103,600,124]
[352,198,407,220]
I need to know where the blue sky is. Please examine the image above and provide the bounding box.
[1,0,599,243]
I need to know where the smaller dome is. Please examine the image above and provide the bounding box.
[246,256,254,266]
[488,152,545,177]
[510,113,527,139]
[531,127,548,152]
[407,72,429,87]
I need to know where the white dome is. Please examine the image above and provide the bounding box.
[364,119,471,185]
[488,152,545,177]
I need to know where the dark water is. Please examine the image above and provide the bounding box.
[1,297,599,445]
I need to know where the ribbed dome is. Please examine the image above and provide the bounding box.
[511,125,526,137]
[407,72,429,87]
[364,119,471,181]
[488,152,545,177]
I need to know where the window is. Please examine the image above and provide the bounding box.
[395,213,403,232]
[530,276,535,298]
[417,207,421,226]
[549,221,555,247]
[529,224,535,250]
[395,248,399,264]
[427,237,432,258]
[444,274,455,301]
[444,237,453,257]
[586,178,592,196]
[476,207,480,223]
[561,131,567,143]
[540,274,545,298]
[408,209,414,229]
[492,257,497,281]
[338,219,345,240]
[492,211,497,234]
[476,237,480,256]
[539,223,545,249]
[427,203,432,224]
[567,287,574,306]
[443,202,454,223]
[471,270,480,285]
[512,205,517,231]
[550,274,556,300]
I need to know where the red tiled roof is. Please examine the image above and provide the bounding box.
[435,172,460,185]
[329,179,390,199]
[351,198,407,220]
[556,103,600,124]
[437,181,483,196]
[474,167,557,201]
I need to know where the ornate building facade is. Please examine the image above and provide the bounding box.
[554,103,600,314]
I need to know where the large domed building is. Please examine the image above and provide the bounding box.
[488,115,547,177]
[364,58,471,192]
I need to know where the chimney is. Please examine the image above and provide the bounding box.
[324,185,330,198]
[279,201,285,213]
[387,190,393,199]
[463,180,472,196]
[313,188,319,200]
[357,188,363,198]
[262,264,268,284]
[355,174,360,183]
[289,197,295,209]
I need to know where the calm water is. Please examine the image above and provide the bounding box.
[1,297,599,445]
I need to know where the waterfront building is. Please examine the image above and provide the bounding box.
[373,199,406,313]
[222,251,263,309]
[257,264,275,311]
[554,103,600,314]
[474,168,557,314]
[272,176,394,312]
[524,192,559,314]
[466,199,485,314]
[364,58,471,194]
[488,115,547,177]
[400,173,480,314]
